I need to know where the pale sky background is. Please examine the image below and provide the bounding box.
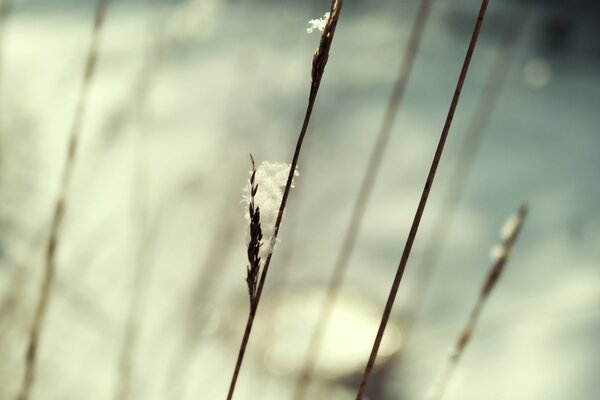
[0,0,598,399]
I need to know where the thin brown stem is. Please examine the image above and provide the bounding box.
[15,2,109,400]
[426,204,528,400]
[397,0,537,348]
[226,2,345,399]
[292,1,434,398]
[355,1,489,398]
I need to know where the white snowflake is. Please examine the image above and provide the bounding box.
[500,212,521,241]
[242,161,299,259]
[306,12,330,34]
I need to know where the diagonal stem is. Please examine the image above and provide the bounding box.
[426,205,528,400]
[15,2,109,400]
[292,1,435,398]
[355,1,490,398]
[225,2,345,399]
[397,0,537,348]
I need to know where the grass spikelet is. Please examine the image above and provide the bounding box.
[226,1,345,398]
[425,204,528,400]
[245,154,262,307]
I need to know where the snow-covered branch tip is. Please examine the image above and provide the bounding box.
[242,155,299,305]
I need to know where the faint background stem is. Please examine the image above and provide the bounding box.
[15,2,109,400]
[425,204,528,400]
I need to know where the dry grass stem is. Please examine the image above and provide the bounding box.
[355,1,490,398]
[112,141,156,400]
[15,2,109,400]
[426,204,528,400]
[112,220,159,400]
[291,1,434,398]
[226,1,345,399]
[397,0,537,347]
[165,212,238,400]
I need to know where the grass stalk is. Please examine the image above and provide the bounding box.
[291,1,434,398]
[165,214,237,400]
[397,0,537,348]
[225,1,345,399]
[425,204,528,400]
[0,0,12,86]
[355,1,490,398]
[111,132,155,400]
[15,2,109,400]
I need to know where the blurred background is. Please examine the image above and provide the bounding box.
[0,0,598,399]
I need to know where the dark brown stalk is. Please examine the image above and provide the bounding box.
[426,204,528,400]
[15,2,109,400]
[226,2,345,399]
[397,0,537,348]
[292,1,434,398]
[355,1,489,398]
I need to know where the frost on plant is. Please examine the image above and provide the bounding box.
[489,207,526,262]
[500,212,520,241]
[242,157,299,263]
[306,12,330,34]
[489,244,506,262]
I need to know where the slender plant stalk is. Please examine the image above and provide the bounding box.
[426,204,528,400]
[166,214,237,400]
[226,2,345,399]
[397,0,537,348]
[100,17,166,149]
[291,1,434,398]
[0,0,12,86]
[355,1,490,398]
[111,77,156,400]
[15,2,109,400]
[112,213,158,400]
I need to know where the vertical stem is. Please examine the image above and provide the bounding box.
[226,311,256,400]
[225,1,345,399]
[0,0,12,95]
[397,0,536,348]
[292,1,434,398]
[355,1,489,398]
[15,2,109,400]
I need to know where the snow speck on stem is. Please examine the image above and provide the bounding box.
[242,160,299,260]
[306,12,330,34]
